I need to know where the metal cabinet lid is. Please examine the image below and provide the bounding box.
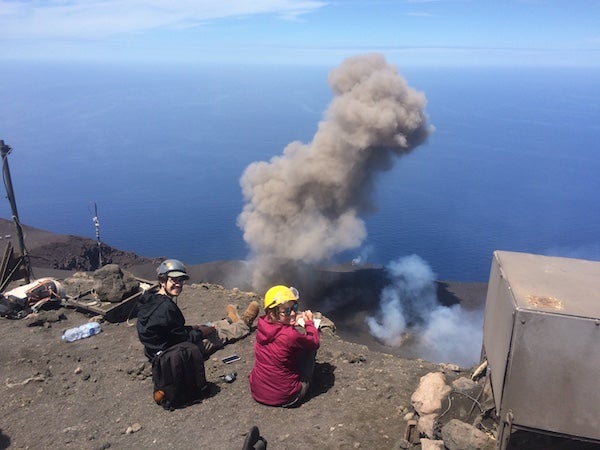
[494,250,600,319]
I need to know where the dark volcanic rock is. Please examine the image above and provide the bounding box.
[0,217,157,271]
[29,236,155,271]
[92,264,140,302]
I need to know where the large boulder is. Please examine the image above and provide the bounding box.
[441,419,495,450]
[92,264,139,303]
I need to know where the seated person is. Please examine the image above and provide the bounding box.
[249,285,320,407]
[136,259,259,360]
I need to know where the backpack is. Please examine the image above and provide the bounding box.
[152,341,208,410]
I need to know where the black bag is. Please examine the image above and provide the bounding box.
[0,295,29,320]
[152,341,208,410]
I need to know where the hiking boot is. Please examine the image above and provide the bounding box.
[241,301,260,327]
[226,304,240,324]
[154,389,165,405]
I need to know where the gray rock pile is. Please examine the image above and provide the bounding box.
[401,367,497,450]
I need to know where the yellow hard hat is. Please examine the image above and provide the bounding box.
[264,285,299,310]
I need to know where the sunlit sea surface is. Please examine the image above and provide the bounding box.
[1,62,599,282]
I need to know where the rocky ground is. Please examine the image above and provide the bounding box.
[0,219,598,449]
[1,275,449,450]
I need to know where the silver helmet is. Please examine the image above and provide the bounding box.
[157,259,189,279]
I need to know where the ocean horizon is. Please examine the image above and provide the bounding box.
[1,60,599,282]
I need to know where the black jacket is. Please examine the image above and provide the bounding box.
[136,291,196,360]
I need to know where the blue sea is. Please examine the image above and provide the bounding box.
[1,61,599,282]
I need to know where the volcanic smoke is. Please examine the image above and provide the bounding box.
[367,255,484,367]
[238,53,433,290]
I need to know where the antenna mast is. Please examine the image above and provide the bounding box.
[91,202,102,268]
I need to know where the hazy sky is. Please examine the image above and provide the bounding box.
[1,0,599,66]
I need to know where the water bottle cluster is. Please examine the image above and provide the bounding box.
[62,322,102,342]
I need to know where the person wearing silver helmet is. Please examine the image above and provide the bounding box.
[136,258,259,360]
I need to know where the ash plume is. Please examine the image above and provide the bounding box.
[238,53,433,290]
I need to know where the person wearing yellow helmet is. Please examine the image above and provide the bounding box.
[249,285,320,407]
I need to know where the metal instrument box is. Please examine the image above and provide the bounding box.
[483,250,600,443]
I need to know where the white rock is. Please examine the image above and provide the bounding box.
[411,372,451,415]
[417,413,438,439]
[420,438,445,450]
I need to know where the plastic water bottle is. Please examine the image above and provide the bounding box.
[62,322,102,342]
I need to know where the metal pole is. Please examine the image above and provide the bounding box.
[92,202,102,268]
[1,140,32,283]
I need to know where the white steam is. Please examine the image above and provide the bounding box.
[352,245,374,266]
[367,255,484,367]
[418,305,484,367]
[237,53,432,289]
